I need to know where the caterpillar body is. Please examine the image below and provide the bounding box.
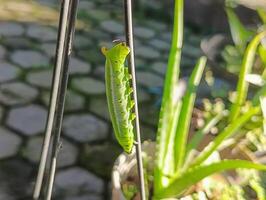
[102,42,135,154]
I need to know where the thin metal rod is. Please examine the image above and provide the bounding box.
[45,0,79,199]
[33,0,71,199]
[124,1,146,199]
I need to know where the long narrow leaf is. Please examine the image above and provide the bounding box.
[190,107,260,167]
[174,56,207,171]
[229,31,266,121]
[155,160,266,199]
[154,0,184,192]
[225,7,253,50]
[258,9,266,24]
[252,84,266,106]
[260,97,266,135]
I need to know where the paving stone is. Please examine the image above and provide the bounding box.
[40,43,56,57]
[7,104,47,136]
[0,82,38,106]
[183,44,202,58]
[160,32,172,42]
[26,25,57,42]
[74,35,93,49]
[0,22,24,37]
[55,167,104,194]
[64,194,103,200]
[26,69,52,89]
[63,114,108,142]
[136,71,164,88]
[0,62,20,83]
[69,57,91,75]
[0,45,6,59]
[23,136,78,167]
[71,77,105,95]
[78,0,95,11]
[0,159,33,199]
[100,20,123,34]
[81,143,121,178]
[0,127,22,159]
[65,90,85,111]
[88,10,111,21]
[10,50,49,68]
[89,97,109,120]
[148,39,170,51]
[151,62,167,75]
[137,88,151,102]
[77,48,103,64]
[134,27,155,39]
[145,20,167,31]
[135,46,160,60]
[2,37,35,49]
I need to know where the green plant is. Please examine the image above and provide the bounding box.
[153,0,266,199]
[105,0,266,199]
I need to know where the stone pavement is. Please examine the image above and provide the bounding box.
[0,0,205,199]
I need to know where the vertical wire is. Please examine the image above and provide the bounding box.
[33,0,71,199]
[124,0,146,199]
[44,0,79,199]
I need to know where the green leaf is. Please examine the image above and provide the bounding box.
[155,160,266,199]
[154,0,184,192]
[225,7,253,51]
[260,97,266,135]
[190,107,260,167]
[229,31,266,121]
[258,9,266,24]
[174,56,207,171]
[259,45,266,67]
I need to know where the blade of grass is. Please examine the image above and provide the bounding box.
[154,0,184,192]
[190,107,260,167]
[186,111,227,155]
[260,97,266,135]
[155,160,266,199]
[252,84,266,106]
[174,56,207,171]
[229,31,266,121]
[258,9,266,24]
[225,7,253,51]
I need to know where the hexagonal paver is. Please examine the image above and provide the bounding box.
[23,136,78,167]
[134,27,155,39]
[136,71,164,88]
[135,46,160,59]
[40,43,56,57]
[69,57,91,75]
[88,97,110,120]
[7,105,47,136]
[55,167,104,194]
[0,127,22,159]
[0,62,20,83]
[71,77,105,95]
[151,62,167,75]
[63,114,108,142]
[0,45,6,59]
[100,20,123,34]
[10,50,49,68]
[0,22,24,37]
[26,69,52,89]
[26,25,57,42]
[0,82,38,106]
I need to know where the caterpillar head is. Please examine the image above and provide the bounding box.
[101,42,130,65]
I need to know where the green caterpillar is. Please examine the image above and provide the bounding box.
[102,42,135,154]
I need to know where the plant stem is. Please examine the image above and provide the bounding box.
[229,31,266,121]
[154,0,183,192]
[124,1,146,199]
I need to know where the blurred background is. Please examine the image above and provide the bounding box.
[0,0,262,199]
